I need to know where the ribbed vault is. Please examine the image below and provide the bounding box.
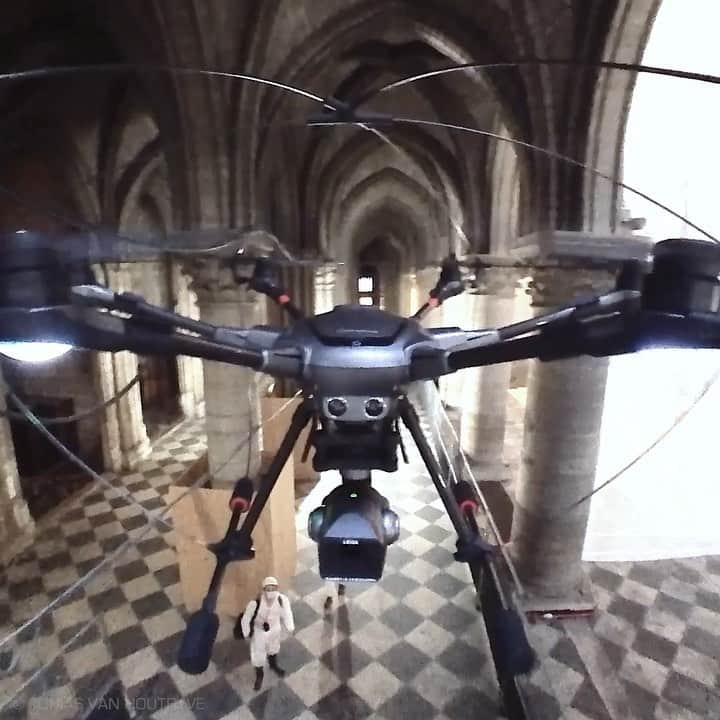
[0,0,663,264]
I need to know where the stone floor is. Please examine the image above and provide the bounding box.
[0,416,719,720]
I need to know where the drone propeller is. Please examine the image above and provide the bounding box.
[0,227,339,269]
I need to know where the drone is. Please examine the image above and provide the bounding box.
[2,230,720,720]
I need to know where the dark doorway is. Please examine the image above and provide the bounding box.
[138,355,182,439]
[8,396,100,520]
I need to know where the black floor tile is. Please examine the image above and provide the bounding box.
[663,670,720,716]
[107,626,150,660]
[319,638,372,681]
[312,684,373,720]
[379,604,424,636]
[571,678,612,720]
[607,595,647,626]
[378,641,431,682]
[425,571,466,599]
[436,638,488,679]
[379,687,435,720]
[184,676,243,720]
[379,573,420,599]
[249,683,305,720]
[131,591,172,620]
[431,602,476,635]
[113,559,150,584]
[443,685,499,720]
[88,586,127,613]
[632,627,678,667]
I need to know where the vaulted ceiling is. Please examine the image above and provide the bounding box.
[0,0,660,267]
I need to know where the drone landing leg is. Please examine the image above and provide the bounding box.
[178,399,314,674]
[398,397,535,720]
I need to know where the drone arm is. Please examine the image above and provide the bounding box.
[411,254,465,320]
[73,285,213,333]
[412,297,439,321]
[445,307,720,373]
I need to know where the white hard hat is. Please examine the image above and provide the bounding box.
[262,576,278,588]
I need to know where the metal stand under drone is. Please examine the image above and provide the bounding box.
[178,396,536,720]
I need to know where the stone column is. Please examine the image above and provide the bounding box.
[415,267,438,324]
[173,263,205,418]
[313,264,337,315]
[440,294,470,409]
[187,258,263,489]
[398,267,437,321]
[510,276,533,389]
[95,265,151,470]
[511,267,615,612]
[460,267,518,480]
[0,367,34,552]
[93,351,123,473]
[398,271,415,318]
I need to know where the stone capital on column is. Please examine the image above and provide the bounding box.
[183,257,260,307]
[526,266,615,308]
[469,266,522,300]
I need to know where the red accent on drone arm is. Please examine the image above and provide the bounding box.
[411,296,440,321]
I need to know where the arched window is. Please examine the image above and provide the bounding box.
[357,265,378,306]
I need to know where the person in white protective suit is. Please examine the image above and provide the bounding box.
[240,576,294,690]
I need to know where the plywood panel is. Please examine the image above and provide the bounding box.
[168,451,296,617]
[261,397,317,482]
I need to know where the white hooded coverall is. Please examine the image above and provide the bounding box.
[240,592,295,667]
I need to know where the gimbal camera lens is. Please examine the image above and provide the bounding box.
[310,481,399,581]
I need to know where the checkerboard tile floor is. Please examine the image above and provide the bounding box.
[1,416,720,720]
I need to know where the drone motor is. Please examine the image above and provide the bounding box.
[0,232,93,309]
[642,238,720,315]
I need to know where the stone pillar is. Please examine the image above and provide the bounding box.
[399,267,436,321]
[510,276,533,388]
[313,264,337,315]
[415,267,438,324]
[398,271,415,318]
[511,267,614,612]
[173,263,205,418]
[440,294,470,409]
[0,367,34,552]
[460,268,518,480]
[187,258,263,489]
[114,350,152,466]
[95,265,151,470]
[93,351,123,473]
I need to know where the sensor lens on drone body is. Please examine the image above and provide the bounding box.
[327,398,347,417]
[364,398,385,417]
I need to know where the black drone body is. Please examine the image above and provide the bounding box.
[249,304,473,473]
